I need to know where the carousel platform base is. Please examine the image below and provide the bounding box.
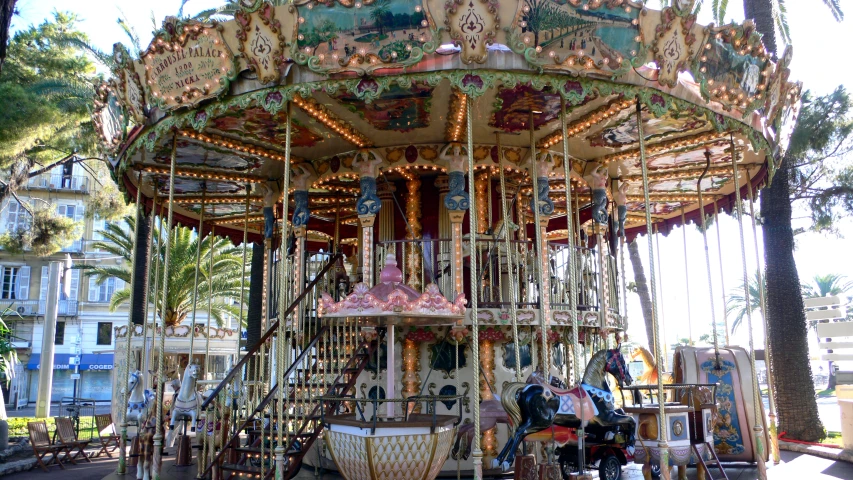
[97,450,853,480]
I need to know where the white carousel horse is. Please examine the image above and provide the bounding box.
[126,370,155,427]
[136,407,158,480]
[169,363,203,433]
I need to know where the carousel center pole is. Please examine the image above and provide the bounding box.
[746,171,780,464]
[153,133,179,480]
[118,170,144,475]
[729,135,767,479]
[276,101,293,480]
[528,111,552,382]
[560,96,585,476]
[636,100,670,480]
[466,94,483,480]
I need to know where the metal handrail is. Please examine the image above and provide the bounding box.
[199,252,342,411]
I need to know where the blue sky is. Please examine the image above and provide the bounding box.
[11,0,853,352]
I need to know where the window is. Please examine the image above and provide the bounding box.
[4,200,31,233]
[96,322,112,345]
[1,266,29,300]
[55,321,65,345]
[57,204,76,220]
[88,277,124,303]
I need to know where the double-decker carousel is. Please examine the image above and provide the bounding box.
[95,0,800,479]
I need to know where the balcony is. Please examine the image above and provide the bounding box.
[27,174,89,193]
[1,299,79,316]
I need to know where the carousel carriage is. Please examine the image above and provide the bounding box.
[95,0,798,479]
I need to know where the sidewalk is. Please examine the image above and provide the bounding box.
[6,403,113,418]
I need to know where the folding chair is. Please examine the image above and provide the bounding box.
[55,417,91,463]
[27,421,66,471]
[93,414,121,458]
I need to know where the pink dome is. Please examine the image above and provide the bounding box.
[379,253,403,284]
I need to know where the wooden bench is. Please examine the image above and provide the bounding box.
[27,421,67,472]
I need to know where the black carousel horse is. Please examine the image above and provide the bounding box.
[493,348,636,471]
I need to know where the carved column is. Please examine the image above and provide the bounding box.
[443,148,470,297]
[405,176,422,289]
[479,328,501,461]
[360,215,376,287]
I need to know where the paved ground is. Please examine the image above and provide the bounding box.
[8,403,113,418]
[0,445,847,479]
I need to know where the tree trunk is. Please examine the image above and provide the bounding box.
[245,242,265,348]
[628,239,656,358]
[743,0,777,56]
[761,159,825,441]
[0,0,17,75]
[131,211,151,325]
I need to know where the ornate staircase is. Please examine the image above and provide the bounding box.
[199,253,374,480]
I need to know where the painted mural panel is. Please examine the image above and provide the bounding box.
[336,84,432,132]
[490,84,566,133]
[153,176,248,195]
[296,0,429,63]
[522,0,641,74]
[209,106,322,148]
[626,201,687,215]
[698,22,770,110]
[187,203,263,218]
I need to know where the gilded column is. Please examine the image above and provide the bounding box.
[377,181,396,242]
[354,150,383,286]
[405,176,422,289]
[529,150,555,376]
[475,171,488,234]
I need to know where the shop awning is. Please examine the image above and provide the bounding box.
[27,353,114,371]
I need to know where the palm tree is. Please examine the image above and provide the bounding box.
[370,0,391,37]
[725,270,763,334]
[627,240,656,358]
[78,216,249,327]
[802,273,853,299]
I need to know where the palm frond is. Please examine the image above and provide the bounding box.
[821,0,844,21]
[55,36,117,70]
[717,0,729,24]
[178,0,191,18]
[116,11,143,54]
[774,0,792,45]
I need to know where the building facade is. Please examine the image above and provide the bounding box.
[0,163,127,405]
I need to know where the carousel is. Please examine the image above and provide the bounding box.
[94,0,800,479]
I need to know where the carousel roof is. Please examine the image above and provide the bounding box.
[94,0,801,243]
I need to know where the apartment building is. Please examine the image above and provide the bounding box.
[0,163,127,405]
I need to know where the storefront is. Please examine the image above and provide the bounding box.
[26,353,115,402]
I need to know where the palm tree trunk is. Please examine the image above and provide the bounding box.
[0,0,17,74]
[744,0,825,442]
[628,239,656,358]
[131,212,151,325]
[743,0,777,56]
[245,242,264,348]
[760,158,825,441]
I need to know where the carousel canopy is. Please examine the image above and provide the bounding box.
[95,0,800,243]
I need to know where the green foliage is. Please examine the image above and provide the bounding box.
[0,11,98,168]
[77,216,250,327]
[787,87,853,234]
[802,273,853,298]
[725,270,763,333]
[0,204,79,257]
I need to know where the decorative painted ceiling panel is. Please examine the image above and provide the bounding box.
[586,106,708,148]
[152,176,249,196]
[152,140,262,171]
[336,84,433,132]
[208,106,323,148]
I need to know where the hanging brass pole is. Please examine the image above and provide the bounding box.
[746,172,780,464]
[560,96,585,473]
[153,133,179,480]
[681,207,693,344]
[712,197,730,345]
[276,101,293,479]
[496,133,522,383]
[528,111,551,379]
[653,225,668,369]
[144,192,160,391]
[636,100,670,480]
[188,189,206,363]
[466,95,483,480]
[118,170,143,474]
[696,151,721,368]
[729,134,768,479]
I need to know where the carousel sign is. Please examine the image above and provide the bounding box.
[141,21,237,110]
